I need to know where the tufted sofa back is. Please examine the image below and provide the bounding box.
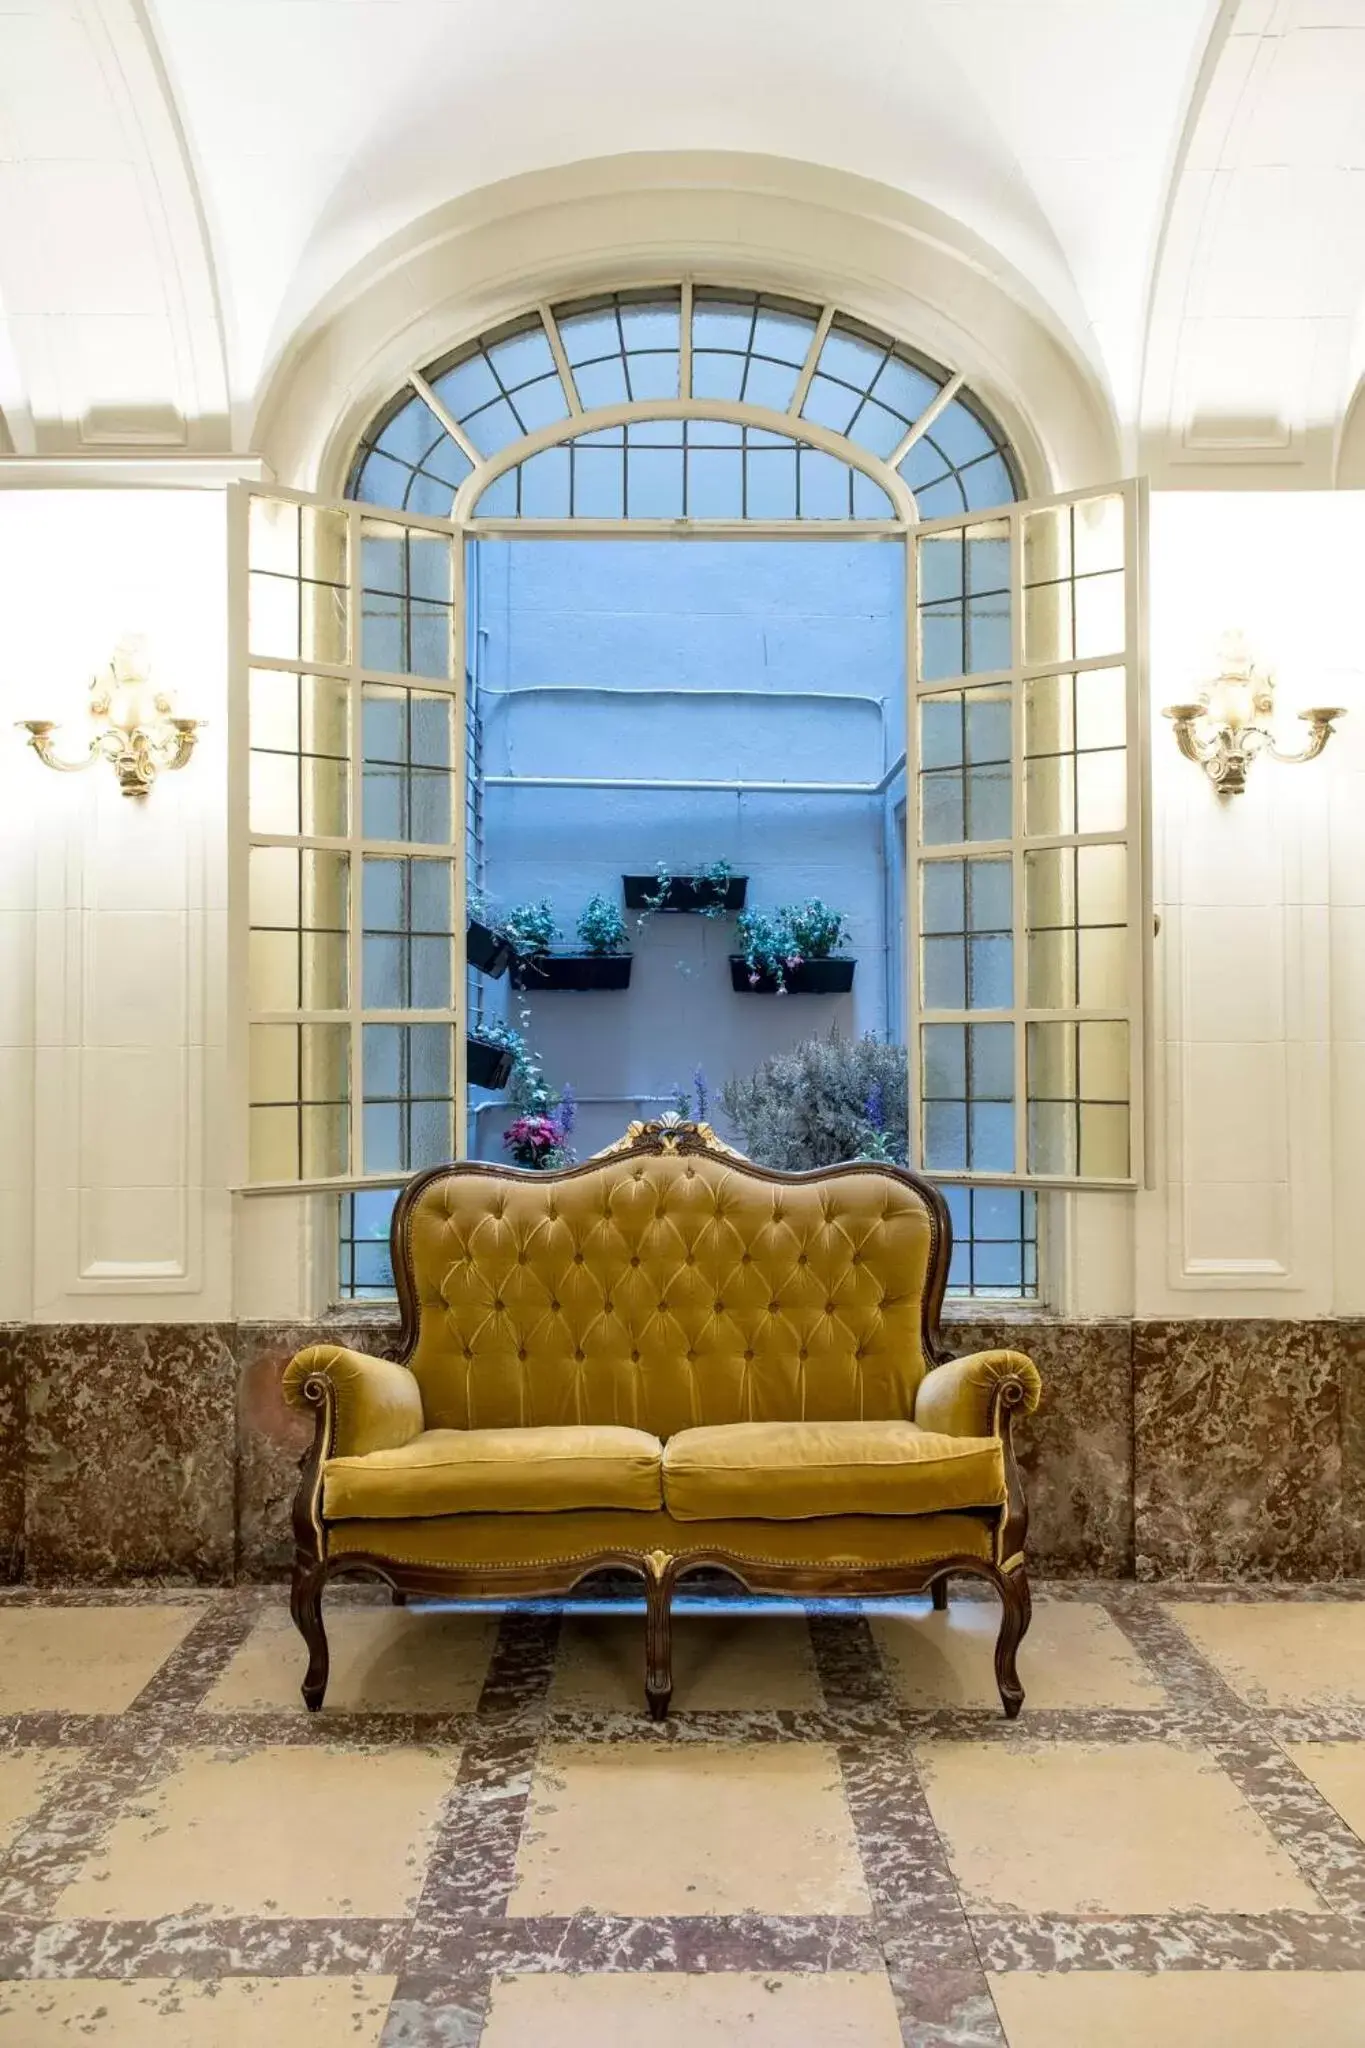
[396,1140,943,1439]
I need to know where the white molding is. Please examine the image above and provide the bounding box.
[0,455,272,489]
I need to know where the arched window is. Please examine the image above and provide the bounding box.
[234,282,1145,1306]
[347,286,1021,523]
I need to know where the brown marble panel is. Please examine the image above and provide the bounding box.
[24,1324,236,1583]
[1134,1319,1344,1581]
[1341,1319,1365,1577]
[234,1318,401,1579]
[0,1325,26,1582]
[942,1317,1134,1576]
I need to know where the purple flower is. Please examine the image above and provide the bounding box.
[692,1065,709,1122]
[864,1082,885,1132]
[557,1083,576,1136]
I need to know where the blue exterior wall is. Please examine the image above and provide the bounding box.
[470,537,907,1161]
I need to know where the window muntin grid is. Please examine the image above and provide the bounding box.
[474,418,894,521]
[343,285,1021,522]
[910,484,1142,1189]
[241,493,465,1192]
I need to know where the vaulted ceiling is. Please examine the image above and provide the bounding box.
[1,0,1362,486]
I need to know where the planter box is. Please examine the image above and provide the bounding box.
[623,873,748,914]
[466,917,514,978]
[466,1034,515,1089]
[729,955,857,995]
[511,953,633,992]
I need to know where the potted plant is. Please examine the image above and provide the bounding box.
[730,899,855,994]
[466,1015,523,1091]
[511,891,634,992]
[623,858,747,916]
[465,889,515,979]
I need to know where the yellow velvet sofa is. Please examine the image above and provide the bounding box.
[283,1116,1041,1717]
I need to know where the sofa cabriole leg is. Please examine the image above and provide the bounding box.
[643,1553,675,1721]
[994,1564,1031,1720]
[290,1560,330,1712]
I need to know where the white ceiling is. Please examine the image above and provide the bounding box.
[0,0,1362,484]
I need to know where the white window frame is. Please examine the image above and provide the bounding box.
[230,286,1150,1210]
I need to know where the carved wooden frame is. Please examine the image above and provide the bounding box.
[289,1120,1034,1719]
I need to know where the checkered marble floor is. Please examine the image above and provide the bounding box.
[0,1583,1363,2045]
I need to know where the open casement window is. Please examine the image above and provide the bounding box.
[908,481,1149,1189]
[231,486,467,1192]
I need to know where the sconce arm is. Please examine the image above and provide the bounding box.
[1266,707,1347,767]
[17,722,103,775]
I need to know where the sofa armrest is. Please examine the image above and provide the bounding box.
[914,1350,1042,1439]
[282,1344,425,1460]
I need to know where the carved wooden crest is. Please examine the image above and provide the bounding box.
[594,1112,747,1160]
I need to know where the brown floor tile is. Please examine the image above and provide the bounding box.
[873,1597,1165,1710]
[0,1976,394,2044]
[1170,1601,1365,1707]
[0,1605,207,1713]
[990,1970,1365,2046]
[54,1744,457,1920]
[549,1611,822,1710]
[205,1606,498,1713]
[481,1971,902,2047]
[0,1750,82,1854]
[509,1740,870,1917]
[917,1739,1320,1914]
[1283,1741,1365,1843]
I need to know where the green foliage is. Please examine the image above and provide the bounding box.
[786,898,848,959]
[501,899,559,955]
[576,892,628,955]
[720,1028,908,1170]
[640,858,735,920]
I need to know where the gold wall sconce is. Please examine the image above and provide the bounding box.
[18,636,203,799]
[1163,631,1346,796]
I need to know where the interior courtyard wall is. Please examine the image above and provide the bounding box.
[475,537,904,1162]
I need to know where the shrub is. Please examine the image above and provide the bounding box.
[785,899,848,959]
[576,893,628,955]
[502,899,558,955]
[720,1028,908,1170]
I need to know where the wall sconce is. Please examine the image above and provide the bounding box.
[18,636,203,799]
[1163,631,1346,796]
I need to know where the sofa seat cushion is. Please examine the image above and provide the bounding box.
[662,1419,1006,1521]
[323,1425,663,1520]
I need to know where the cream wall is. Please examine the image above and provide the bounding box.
[0,489,230,1324]
[0,484,1360,1324]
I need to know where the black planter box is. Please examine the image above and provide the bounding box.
[511,953,633,992]
[466,1034,515,1089]
[466,917,514,979]
[623,873,748,914]
[730,955,857,995]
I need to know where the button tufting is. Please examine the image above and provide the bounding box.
[799,1347,808,1359]
[768,1300,780,1314]
[604,1299,613,1313]
[518,1347,527,1360]
[573,1251,584,1263]
[825,1301,836,1314]
[631,1348,640,1361]
[493,1299,504,1312]
[574,1347,585,1361]
[630,1255,640,1267]
[685,1165,695,1178]
[550,1300,560,1312]
[744,1347,754,1360]
[685,1251,696,1264]
[714,1300,724,1313]
[741,1251,751,1264]
[797,1252,808,1265]
[658,1301,668,1314]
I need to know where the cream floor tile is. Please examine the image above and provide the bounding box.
[873,1598,1165,1710]
[0,1976,395,2046]
[55,1744,458,1920]
[917,1740,1320,1915]
[990,1970,1365,2047]
[1283,1741,1365,1843]
[549,1612,822,1710]
[0,1751,82,1854]
[509,1741,870,1918]
[0,1605,206,1713]
[482,1970,902,2048]
[1171,1601,1365,1707]
[205,1605,498,1713]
